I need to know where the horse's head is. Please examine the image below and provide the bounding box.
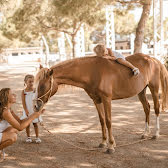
[34,65,58,112]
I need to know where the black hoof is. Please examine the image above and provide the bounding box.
[141,134,148,139]
[99,143,106,148]
[105,148,115,154]
[152,135,158,140]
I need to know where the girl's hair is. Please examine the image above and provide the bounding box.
[24,74,34,83]
[94,44,106,56]
[0,88,10,120]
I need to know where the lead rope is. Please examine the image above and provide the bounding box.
[37,75,54,101]
[40,124,95,151]
[40,123,153,152]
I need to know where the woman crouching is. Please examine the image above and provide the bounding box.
[0,88,44,161]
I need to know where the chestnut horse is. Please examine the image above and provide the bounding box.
[34,53,168,154]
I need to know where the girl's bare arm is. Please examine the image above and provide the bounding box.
[21,90,29,116]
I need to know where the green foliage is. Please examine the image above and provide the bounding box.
[1,0,109,48]
[114,12,136,35]
[1,1,45,43]
[52,0,107,27]
[0,0,160,53]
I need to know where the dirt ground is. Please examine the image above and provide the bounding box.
[0,62,168,168]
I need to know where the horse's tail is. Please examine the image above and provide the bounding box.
[159,62,168,111]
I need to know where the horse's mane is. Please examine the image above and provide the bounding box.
[35,68,49,85]
[51,56,96,70]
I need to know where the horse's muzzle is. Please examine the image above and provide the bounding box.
[33,99,43,112]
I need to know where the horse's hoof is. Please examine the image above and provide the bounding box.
[152,135,159,140]
[141,134,148,139]
[99,143,106,148]
[105,148,115,154]
[141,135,146,139]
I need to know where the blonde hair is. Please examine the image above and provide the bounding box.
[94,44,106,57]
[0,88,10,120]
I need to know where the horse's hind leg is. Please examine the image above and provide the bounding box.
[138,87,151,138]
[148,83,160,139]
[93,100,107,148]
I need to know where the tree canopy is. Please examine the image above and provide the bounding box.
[0,0,167,56]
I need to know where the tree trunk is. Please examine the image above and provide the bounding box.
[134,0,152,53]
[41,35,50,66]
[71,21,82,58]
[72,34,76,58]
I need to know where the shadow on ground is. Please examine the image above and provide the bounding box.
[0,64,168,168]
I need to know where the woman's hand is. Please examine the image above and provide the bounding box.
[36,109,45,115]
[40,109,45,114]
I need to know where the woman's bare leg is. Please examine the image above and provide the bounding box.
[0,127,18,150]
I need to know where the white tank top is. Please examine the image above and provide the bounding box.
[0,108,11,133]
[0,119,10,133]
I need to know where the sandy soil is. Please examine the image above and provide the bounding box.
[0,63,168,168]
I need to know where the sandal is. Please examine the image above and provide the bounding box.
[26,137,32,143]
[35,137,41,144]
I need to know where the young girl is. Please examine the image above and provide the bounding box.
[21,74,43,144]
[94,44,140,76]
[0,88,44,161]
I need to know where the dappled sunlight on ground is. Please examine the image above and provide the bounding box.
[1,63,168,168]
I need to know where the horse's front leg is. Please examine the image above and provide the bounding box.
[102,96,116,154]
[138,88,151,139]
[93,101,107,148]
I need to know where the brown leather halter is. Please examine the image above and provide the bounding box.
[35,75,54,107]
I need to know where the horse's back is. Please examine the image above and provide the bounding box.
[92,53,160,99]
[52,54,160,99]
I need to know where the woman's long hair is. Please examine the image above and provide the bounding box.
[0,88,10,120]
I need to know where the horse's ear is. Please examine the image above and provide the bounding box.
[46,69,53,77]
[40,64,43,69]
[49,69,53,76]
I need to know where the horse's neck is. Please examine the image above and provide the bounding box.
[56,78,84,88]
[53,61,87,88]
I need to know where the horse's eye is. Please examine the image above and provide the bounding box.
[40,84,45,91]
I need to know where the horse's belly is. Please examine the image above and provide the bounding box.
[112,74,147,100]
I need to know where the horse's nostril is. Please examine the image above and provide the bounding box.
[33,99,44,112]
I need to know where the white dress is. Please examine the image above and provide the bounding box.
[112,51,126,60]
[21,90,43,123]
